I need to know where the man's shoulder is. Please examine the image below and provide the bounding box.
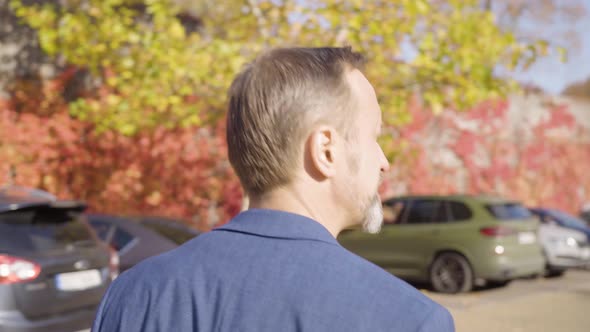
[120,230,218,275]
[335,247,438,305]
[96,237,212,313]
[96,229,454,331]
[317,247,454,330]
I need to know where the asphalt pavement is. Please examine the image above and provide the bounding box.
[424,269,590,332]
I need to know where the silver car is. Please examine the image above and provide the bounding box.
[537,219,590,276]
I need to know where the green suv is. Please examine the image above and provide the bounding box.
[338,195,545,293]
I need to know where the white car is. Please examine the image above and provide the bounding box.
[538,221,590,276]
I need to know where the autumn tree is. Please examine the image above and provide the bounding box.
[9,0,555,134]
[379,94,590,214]
[564,78,590,99]
[3,0,567,222]
[488,0,586,52]
[0,70,242,230]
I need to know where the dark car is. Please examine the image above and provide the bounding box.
[87,214,200,272]
[530,208,590,241]
[0,186,117,332]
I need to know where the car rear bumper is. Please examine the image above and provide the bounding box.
[475,253,545,281]
[0,306,96,332]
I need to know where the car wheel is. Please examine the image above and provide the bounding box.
[487,279,511,288]
[429,252,474,293]
[544,268,566,278]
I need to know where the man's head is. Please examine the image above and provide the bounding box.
[227,47,389,234]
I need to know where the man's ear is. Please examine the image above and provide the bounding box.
[307,126,338,178]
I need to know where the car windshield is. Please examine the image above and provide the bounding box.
[548,210,589,229]
[486,203,532,220]
[0,207,94,253]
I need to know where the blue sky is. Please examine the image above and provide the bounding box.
[511,0,590,94]
[293,0,587,95]
[395,0,589,95]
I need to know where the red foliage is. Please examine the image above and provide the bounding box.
[0,72,242,231]
[3,68,589,225]
[452,132,477,158]
[383,96,590,215]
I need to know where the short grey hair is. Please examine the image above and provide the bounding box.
[227,47,366,196]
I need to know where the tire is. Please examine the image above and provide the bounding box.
[429,252,474,293]
[487,280,511,288]
[544,268,566,278]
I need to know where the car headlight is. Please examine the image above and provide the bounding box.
[566,237,578,247]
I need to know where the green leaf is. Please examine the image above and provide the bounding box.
[9,0,550,135]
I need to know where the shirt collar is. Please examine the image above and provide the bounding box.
[213,209,339,245]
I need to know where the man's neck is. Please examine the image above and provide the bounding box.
[248,186,343,237]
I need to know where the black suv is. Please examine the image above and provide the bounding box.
[0,186,118,332]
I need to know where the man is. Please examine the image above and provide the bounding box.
[92,47,455,331]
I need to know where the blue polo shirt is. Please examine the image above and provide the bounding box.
[92,209,454,331]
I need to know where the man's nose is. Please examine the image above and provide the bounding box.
[379,148,390,173]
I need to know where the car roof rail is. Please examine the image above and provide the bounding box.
[0,185,57,202]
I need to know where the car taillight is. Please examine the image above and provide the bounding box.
[480,226,517,237]
[109,248,119,280]
[0,255,41,284]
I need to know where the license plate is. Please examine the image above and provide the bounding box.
[55,269,102,291]
[518,232,536,244]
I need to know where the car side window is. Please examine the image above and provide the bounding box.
[540,214,558,225]
[448,201,473,222]
[89,220,114,242]
[433,201,451,223]
[383,200,407,225]
[404,200,441,224]
[111,227,136,252]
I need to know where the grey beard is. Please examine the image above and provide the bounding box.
[361,195,383,234]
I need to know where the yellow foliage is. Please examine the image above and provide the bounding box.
[10,0,553,135]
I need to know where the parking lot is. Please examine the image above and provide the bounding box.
[423,269,590,332]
